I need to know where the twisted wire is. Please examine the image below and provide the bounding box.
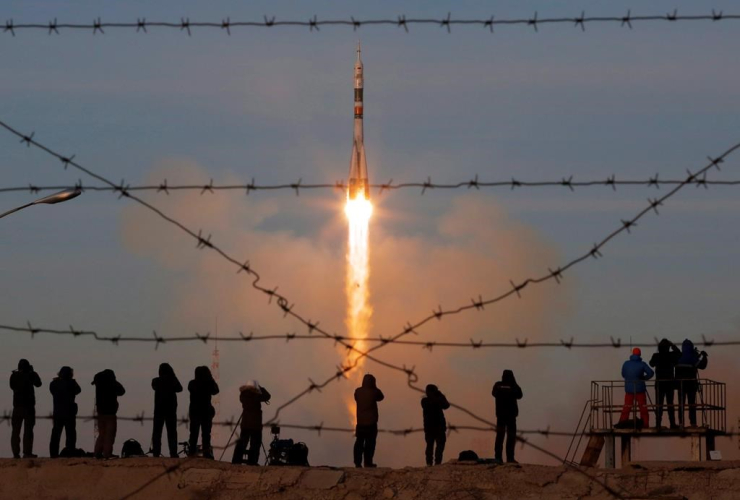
[2,10,738,36]
[1,174,736,197]
[0,323,734,350]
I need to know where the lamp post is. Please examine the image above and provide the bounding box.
[0,189,82,220]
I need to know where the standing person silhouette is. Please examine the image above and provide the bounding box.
[675,339,709,427]
[492,369,523,464]
[151,363,183,458]
[421,384,450,466]
[9,359,42,458]
[232,380,271,465]
[353,374,384,468]
[92,369,126,458]
[188,366,219,458]
[49,366,81,458]
[649,339,681,429]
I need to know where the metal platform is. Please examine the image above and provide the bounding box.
[566,379,727,468]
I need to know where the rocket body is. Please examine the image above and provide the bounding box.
[348,43,370,200]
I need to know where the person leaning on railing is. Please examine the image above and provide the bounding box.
[617,348,654,428]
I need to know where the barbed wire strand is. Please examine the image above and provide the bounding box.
[1,175,738,197]
[2,10,739,37]
[1,323,734,351]
[0,411,578,437]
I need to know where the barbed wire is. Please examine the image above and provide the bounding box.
[0,411,576,438]
[3,122,736,499]
[1,175,737,197]
[1,323,735,351]
[2,118,737,435]
[2,10,739,37]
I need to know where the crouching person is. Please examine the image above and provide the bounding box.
[232,381,271,465]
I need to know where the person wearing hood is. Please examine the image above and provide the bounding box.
[92,369,126,458]
[188,366,219,459]
[49,366,81,458]
[9,359,42,458]
[649,339,681,429]
[232,380,271,465]
[421,384,450,466]
[353,374,384,468]
[151,363,183,458]
[618,348,654,427]
[675,339,708,427]
[492,370,523,464]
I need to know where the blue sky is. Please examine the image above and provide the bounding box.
[1,1,740,466]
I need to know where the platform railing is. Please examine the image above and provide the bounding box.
[589,379,726,433]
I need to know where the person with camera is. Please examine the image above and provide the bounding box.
[188,366,219,459]
[617,348,654,429]
[675,339,709,428]
[232,380,271,465]
[49,366,81,458]
[421,384,450,466]
[92,369,126,459]
[492,369,523,464]
[649,339,681,429]
[353,373,384,468]
[9,359,42,458]
[151,363,183,458]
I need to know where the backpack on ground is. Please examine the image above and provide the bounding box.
[288,442,310,466]
[458,450,479,462]
[121,439,146,458]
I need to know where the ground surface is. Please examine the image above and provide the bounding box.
[1,458,739,500]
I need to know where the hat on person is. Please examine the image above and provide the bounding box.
[632,347,641,356]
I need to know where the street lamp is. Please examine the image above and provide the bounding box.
[0,189,82,220]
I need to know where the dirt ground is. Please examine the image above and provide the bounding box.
[1,458,739,500]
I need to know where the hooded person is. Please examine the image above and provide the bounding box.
[151,363,183,458]
[618,348,654,428]
[675,339,708,427]
[188,366,219,458]
[92,369,126,458]
[353,374,384,468]
[49,366,81,458]
[421,384,450,466]
[9,358,42,458]
[231,380,272,465]
[492,370,523,464]
[649,339,681,429]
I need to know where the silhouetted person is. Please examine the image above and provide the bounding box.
[92,369,125,458]
[354,374,384,468]
[9,359,42,458]
[232,380,271,465]
[675,339,708,427]
[188,366,219,458]
[649,339,681,429]
[618,348,654,428]
[421,384,450,466]
[49,366,81,458]
[492,369,523,464]
[151,363,182,458]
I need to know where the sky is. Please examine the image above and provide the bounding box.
[1,0,740,468]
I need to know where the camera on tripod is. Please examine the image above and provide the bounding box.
[267,425,310,466]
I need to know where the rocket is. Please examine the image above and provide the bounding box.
[348,42,370,201]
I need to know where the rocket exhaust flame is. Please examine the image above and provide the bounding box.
[345,42,372,422]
